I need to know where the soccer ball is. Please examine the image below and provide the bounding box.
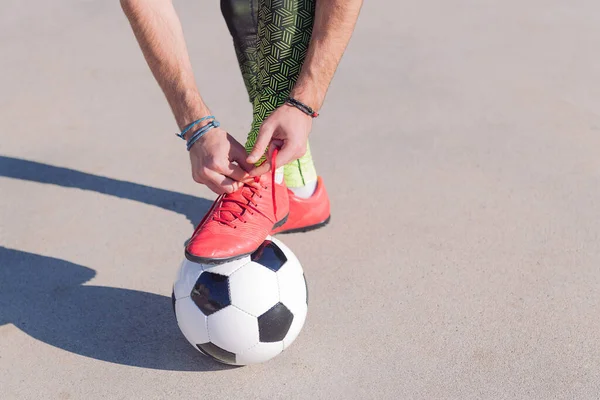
[172,236,308,365]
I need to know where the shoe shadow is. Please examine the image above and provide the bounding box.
[0,247,233,371]
[0,156,233,371]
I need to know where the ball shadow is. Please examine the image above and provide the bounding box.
[0,246,235,371]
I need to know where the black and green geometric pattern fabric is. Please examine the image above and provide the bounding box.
[220,0,318,187]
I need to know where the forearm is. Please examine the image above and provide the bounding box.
[291,0,363,109]
[121,0,209,130]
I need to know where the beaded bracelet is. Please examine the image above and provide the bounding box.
[186,120,220,151]
[176,115,215,140]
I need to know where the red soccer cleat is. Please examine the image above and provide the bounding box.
[271,176,331,235]
[185,168,289,264]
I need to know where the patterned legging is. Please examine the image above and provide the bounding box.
[221,0,318,187]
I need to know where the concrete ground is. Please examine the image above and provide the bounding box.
[2,0,600,398]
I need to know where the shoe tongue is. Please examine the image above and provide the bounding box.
[215,186,254,222]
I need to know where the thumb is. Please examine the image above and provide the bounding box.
[232,146,255,172]
[226,134,254,172]
[247,123,273,164]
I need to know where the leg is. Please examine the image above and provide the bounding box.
[221,0,318,192]
[220,0,259,102]
[251,0,317,191]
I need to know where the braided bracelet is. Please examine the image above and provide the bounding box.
[186,120,220,151]
[285,97,319,118]
[176,115,215,140]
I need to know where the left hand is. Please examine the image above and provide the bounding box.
[247,105,312,176]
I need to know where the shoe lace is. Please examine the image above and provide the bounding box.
[212,149,278,228]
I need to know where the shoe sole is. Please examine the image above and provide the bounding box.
[184,214,289,265]
[274,215,331,235]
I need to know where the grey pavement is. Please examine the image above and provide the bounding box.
[2,0,600,399]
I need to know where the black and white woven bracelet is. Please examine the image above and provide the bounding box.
[284,97,319,118]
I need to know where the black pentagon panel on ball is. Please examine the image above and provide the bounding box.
[258,302,294,342]
[191,272,231,316]
[171,289,176,315]
[196,342,236,365]
[251,240,287,272]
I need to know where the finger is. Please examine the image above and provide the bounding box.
[205,170,237,195]
[251,138,288,176]
[231,145,255,173]
[268,139,284,155]
[222,162,252,183]
[226,134,253,172]
[205,181,227,195]
[265,139,284,163]
[232,181,244,192]
[227,144,259,187]
[248,163,271,177]
[274,142,300,169]
[247,123,274,164]
[216,175,239,193]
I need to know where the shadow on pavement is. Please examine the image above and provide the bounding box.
[0,155,212,226]
[0,156,230,371]
[0,247,234,371]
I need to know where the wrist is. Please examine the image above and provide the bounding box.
[290,80,325,110]
[170,89,212,131]
[185,120,221,151]
[182,118,213,140]
[285,97,319,118]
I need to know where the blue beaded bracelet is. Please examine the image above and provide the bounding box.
[186,120,220,151]
[176,115,215,140]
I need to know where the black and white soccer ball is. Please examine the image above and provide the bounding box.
[172,236,308,365]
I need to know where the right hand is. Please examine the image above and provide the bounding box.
[188,127,255,195]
